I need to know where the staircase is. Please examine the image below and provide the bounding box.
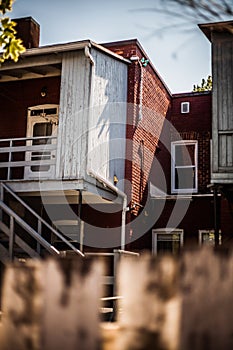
[0,182,84,264]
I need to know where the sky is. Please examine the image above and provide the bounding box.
[9,0,215,93]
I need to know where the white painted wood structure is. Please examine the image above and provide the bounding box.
[0,41,128,191]
[200,21,233,184]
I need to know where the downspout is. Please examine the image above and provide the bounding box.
[88,169,128,250]
[84,44,95,144]
[84,45,95,65]
[138,60,143,121]
[129,56,149,120]
[80,45,95,252]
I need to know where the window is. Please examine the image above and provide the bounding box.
[171,141,198,193]
[152,228,184,255]
[24,104,58,179]
[181,102,190,113]
[199,230,222,246]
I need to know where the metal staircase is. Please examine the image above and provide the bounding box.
[0,182,84,264]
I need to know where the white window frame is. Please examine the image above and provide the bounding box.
[24,104,59,180]
[152,228,184,255]
[199,230,221,246]
[171,140,198,194]
[181,101,190,114]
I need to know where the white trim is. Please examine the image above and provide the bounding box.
[24,104,59,180]
[199,229,221,246]
[181,101,190,113]
[152,228,184,255]
[171,140,198,194]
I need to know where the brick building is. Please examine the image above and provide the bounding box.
[0,17,232,270]
[148,91,215,253]
[0,18,172,266]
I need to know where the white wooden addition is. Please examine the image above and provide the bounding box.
[200,22,233,184]
[0,42,128,188]
[56,48,128,188]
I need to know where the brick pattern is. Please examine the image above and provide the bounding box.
[0,77,61,139]
[171,93,212,193]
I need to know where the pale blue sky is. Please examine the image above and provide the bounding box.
[10,0,214,93]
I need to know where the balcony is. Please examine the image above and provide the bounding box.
[0,135,57,181]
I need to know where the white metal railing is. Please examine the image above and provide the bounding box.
[0,182,84,261]
[0,135,57,180]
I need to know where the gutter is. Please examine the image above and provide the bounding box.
[88,169,128,250]
[13,40,130,64]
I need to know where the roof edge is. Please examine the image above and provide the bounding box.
[16,39,130,64]
[172,90,211,98]
[199,20,233,41]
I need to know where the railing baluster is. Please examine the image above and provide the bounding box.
[9,215,15,261]
[0,136,57,180]
[37,220,42,255]
[7,140,13,180]
[0,183,3,222]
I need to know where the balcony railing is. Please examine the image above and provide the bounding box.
[0,136,57,180]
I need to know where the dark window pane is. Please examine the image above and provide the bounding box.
[32,123,52,145]
[157,234,181,255]
[31,122,52,172]
[30,109,44,116]
[175,144,195,166]
[175,167,195,189]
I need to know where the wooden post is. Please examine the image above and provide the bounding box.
[0,257,103,350]
[78,190,84,252]
[116,254,181,350]
[213,186,220,246]
[180,248,233,350]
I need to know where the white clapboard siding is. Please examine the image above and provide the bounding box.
[87,48,128,189]
[56,48,128,185]
[212,32,233,182]
[56,51,90,179]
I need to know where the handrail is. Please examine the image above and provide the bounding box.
[0,135,58,180]
[0,144,57,154]
[114,250,140,256]
[101,296,123,301]
[0,183,85,258]
[0,135,57,143]
[0,200,60,256]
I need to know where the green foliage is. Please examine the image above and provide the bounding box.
[193,75,212,92]
[0,0,14,14]
[0,0,25,63]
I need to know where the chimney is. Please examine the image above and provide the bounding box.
[13,17,40,49]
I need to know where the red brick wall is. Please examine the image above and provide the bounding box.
[0,76,61,139]
[151,92,212,195]
[14,17,40,49]
[141,92,214,252]
[171,92,212,193]
[132,196,215,251]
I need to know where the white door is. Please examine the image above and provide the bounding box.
[24,105,58,179]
